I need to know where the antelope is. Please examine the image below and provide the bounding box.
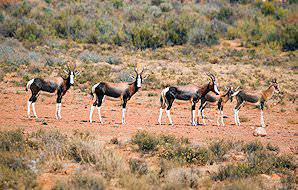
[198,86,237,126]
[158,73,220,126]
[232,79,280,127]
[89,65,146,124]
[26,64,79,119]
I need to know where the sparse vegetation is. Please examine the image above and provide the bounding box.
[0,129,296,189]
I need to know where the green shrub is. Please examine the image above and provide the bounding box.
[79,50,101,63]
[0,12,4,23]
[215,6,234,24]
[151,0,164,6]
[111,0,123,9]
[279,24,298,51]
[71,173,105,190]
[266,143,279,152]
[132,131,158,153]
[261,2,275,16]
[209,140,232,162]
[106,56,122,65]
[0,129,26,152]
[164,15,189,45]
[242,141,263,154]
[161,144,211,165]
[15,22,44,41]
[129,158,148,175]
[128,24,164,49]
[189,24,219,46]
[212,163,253,181]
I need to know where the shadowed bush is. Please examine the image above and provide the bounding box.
[132,131,159,153]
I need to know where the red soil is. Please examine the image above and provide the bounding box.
[0,84,297,153]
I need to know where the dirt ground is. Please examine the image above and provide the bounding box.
[0,84,297,153]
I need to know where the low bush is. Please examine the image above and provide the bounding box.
[165,167,200,189]
[242,141,263,154]
[279,23,298,51]
[209,140,232,162]
[189,24,219,46]
[161,144,211,165]
[131,131,159,153]
[79,50,101,63]
[129,158,148,175]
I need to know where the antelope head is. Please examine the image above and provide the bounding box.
[207,73,220,95]
[64,63,80,85]
[271,78,280,93]
[132,65,148,88]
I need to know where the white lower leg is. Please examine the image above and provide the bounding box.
[56,103,62,119]
[166,109,173,125]
[201,109,206,125]
[158,108,163,124]
[89,105,95,123]
[122,108,126,124]
[234,109,238,125]
[221,111,225,126]
[97,106,103,123]
[192,110,196,125]
[27,101,32,117]
[32,102,37,118]
[260,111,265,127]
[236,110,240,125]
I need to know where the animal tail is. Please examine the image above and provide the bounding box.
[160,87,169,108]
[26,79,35,91]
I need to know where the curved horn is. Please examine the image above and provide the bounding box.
[134,65,138,74]
[140,65,144,74]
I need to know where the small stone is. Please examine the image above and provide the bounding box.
[253,127,267,137]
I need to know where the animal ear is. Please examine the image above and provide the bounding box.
[130,75,135,80]
[64,69,69,74]
[75,71,80,76]
[224,86,228,91]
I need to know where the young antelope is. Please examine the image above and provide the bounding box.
[232,79,280,127]
[198,86,237,126]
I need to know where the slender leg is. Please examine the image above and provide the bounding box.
[260,111,265,127]
[191,102,197,126]
[32,102,37,118]
[28,92,38,118]
[27,101,32,118]
[158,108,163,125]
[220,110,225,126]
[56,103,62,119]
[122,100,127,125]
[201,109,206,126]
[166,97,174,126]
[97,95,104,124]
[97,107,103,124]
[89,101,96,123]
[234,109,239,126]
[166,109,173,126]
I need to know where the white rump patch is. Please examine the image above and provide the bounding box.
[161,87,170,96]
[26,79,35,90]
[92,83,100,94]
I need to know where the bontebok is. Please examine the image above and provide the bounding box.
[158,73,220,126]
[26,64,79,119]
[89,65,147,124]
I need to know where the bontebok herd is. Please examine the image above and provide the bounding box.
[25,64,280,131]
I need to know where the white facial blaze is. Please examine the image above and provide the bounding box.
[214,82,220,95]
[70,72,74,84]
[137,75,141,87]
